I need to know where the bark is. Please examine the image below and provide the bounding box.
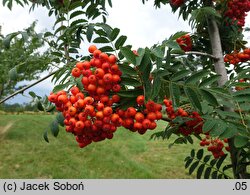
[207,18,247,178]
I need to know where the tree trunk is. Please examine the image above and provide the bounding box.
[207,18,247,178]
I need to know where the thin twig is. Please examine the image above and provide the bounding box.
[0,69,60,104]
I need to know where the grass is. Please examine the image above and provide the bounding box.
[0,114,202,179]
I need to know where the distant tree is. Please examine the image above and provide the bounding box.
[0,22,52,98]
[1,0,250,179]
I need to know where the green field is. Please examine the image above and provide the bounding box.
[0,114,201,179]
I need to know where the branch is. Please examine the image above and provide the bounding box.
[173,51,218,60]
[185,51,218,60]
[0,69,60,104]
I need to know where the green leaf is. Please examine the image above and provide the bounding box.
[86,25,94,42]
[70,10,85,19]
[54,16,66,27]
[44,32,53,37]
[239,103,250,112]
[70,19,87,27]
[200,89,219,106]
[37,101,44,111]
[203,155,211,163]
[185,70,209,84]
[204,167,212,179]
[138,48,151,72]
[210,159,217,166]
[93,37,110,43]
[115,35,127,49]
[141,61,153,101]
[151,47,164,58]
[234,68,250,80]
[169,81,181,109]
[118,64,137,75]
[9,67,17,80]
[219,127,238,139]
[209,121,227,137]
[190,7,221,28]
[206,88,231,99]
[46,105,55,112]
[56,113,65,127]
[233,95,250,103]
[109,28,120,41]
[51,51,63,57]
[170,49,185,54]
[199,75,220,87]
[3,33,18,48]
[165,40,181,50]
[196,149,204,160]
[222,164,233,172]
[151,76,161,99]
[50,120,59,137]
[98,23,112,36]
[120,47,137,65]
[233,88,250,96]
[118,89,143,98]
[197,164,205,179]
[53,82,72,93]
[43,129,49,143]
[69,0,84,11]
[120,77,142,87]
[170,70,191,81]
[68,48,79,53]
[184,87,202,112]
[211,171,218,179]
[21,31,28,42]
[119,97,137,110]
[54,25,67,35]
[185,157,193,169]
[29,91,37,99]
[169,31,189,41]
[107,0,112,7]
[191,149,195,157]
[216,154,227,169]
[189,161,199,175]
[99,46,114,52]
[234,135,249,148]
[136,48,145,66]
[232,82,250,88]
[216,110,241,120]
[186,136,194,144]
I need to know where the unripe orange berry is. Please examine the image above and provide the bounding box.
[88,45,97,53]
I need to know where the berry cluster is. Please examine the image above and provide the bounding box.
[224,48,250,65]
[176,34,192,52]
[200,135,230,158]
[119,96,163,135]
[170,0,185,7]
[164,98,230,158]
[48,45,123,148]
[163,98,203,136]
[224,0,250,28]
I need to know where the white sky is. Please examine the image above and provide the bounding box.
[0,0,249,104]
